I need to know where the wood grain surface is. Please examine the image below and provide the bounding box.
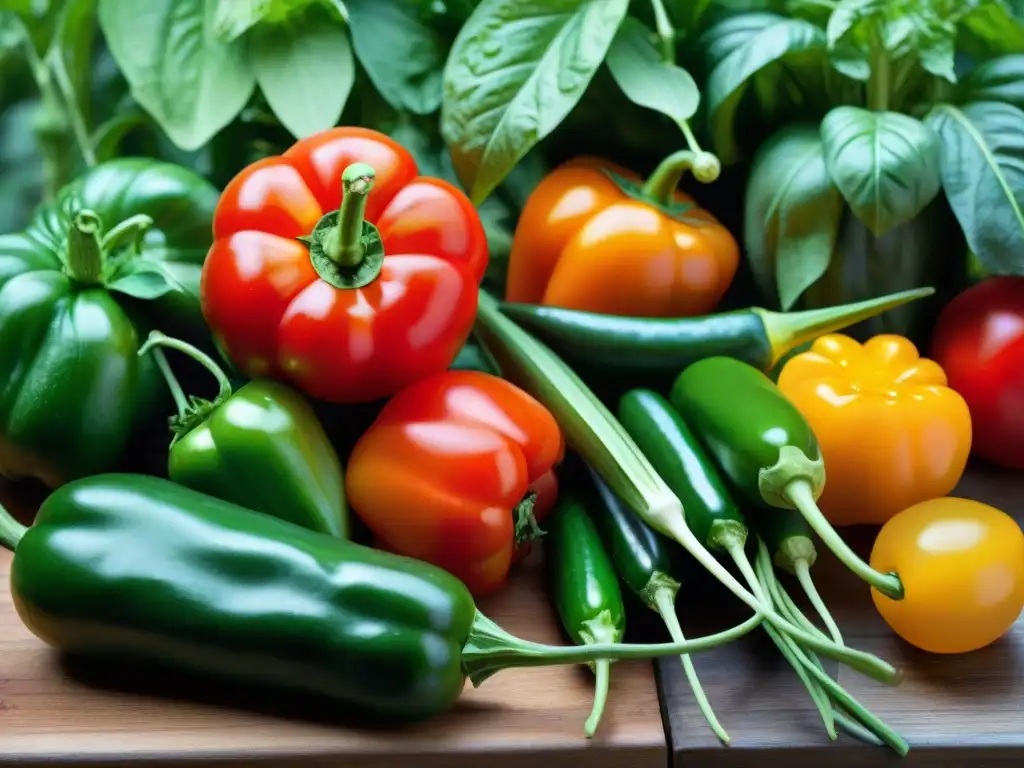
[0,480,667,768]
[659,461,1024,768]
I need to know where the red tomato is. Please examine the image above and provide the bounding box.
[931,277,1024,469]
[345,370,564,596]
[201,127,488,404]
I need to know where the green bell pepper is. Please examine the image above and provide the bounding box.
[0,474,764,724]
[0,158,219,488]
[139,331,348,538]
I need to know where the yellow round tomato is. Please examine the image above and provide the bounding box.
[870,497,1024,654]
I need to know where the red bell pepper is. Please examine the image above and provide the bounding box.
[200,127,488,404]
[345,370,564,596]
[931,276,1024,469]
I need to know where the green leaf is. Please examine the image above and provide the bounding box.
[47,0,97,124]
[441,0,629,205]
[346,0,444,116]
[212,0,343,41]
[956,54,1024,109]
[701,13,825,164]
[107,261,176,300]
[744,124,843,310]
[251,8,353,139]
[821,106,941,237]
[605,16,700,124]
[98,0,256,151]
[824,0,883,82]
[960,0,1024,57]
[90,108,148,162]
[926,101,1024,274]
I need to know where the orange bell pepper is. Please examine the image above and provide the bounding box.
[776,334,972,527]
[504,154,739,317]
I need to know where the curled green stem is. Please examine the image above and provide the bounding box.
[138,331,233,406]
[584,660,611,738]
[640,149,720,204]
[794,558,844,645]
[785,479,904,600]
[652,588,730,744]
[101,214,154,254]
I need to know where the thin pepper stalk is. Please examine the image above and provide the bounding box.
[474,291,899,684]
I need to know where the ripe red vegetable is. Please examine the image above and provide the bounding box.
[931,277,1024,469]
[200,127,487,404]
[345,370,564,596]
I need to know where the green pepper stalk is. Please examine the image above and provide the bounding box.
[671,357,905,601]
[474,291,899,684]
[580,462,731,744]
[754,542,909,756]
[546,490,627,737]
[138,331,349,538]
[63,209,154,287]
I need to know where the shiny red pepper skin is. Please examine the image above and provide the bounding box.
[200,127,488,404]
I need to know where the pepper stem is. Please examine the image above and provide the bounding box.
[640,149,721,205]
[461,610,763,687]
[578,614,619,738]
[754,287,935,368]
[513,492,543,545]
[64,209,104,284]
[794,557,844,645]
[651,585,731,744]
[784,479,905,600]
[323,163,376,269]
[101,213,154,254]
[0,501,28,553]
[138,331,235,445]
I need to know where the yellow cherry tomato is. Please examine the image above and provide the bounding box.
[870,497,1024,654]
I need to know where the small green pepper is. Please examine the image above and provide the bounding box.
[671,357,904,600]
[547,488,626,738]
[0,475,765,724]
[139,331,347,538]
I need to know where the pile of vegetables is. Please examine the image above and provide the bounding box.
[0,0,1023,758]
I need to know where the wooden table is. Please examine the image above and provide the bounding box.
[0,480,667,768]
[659,461,1024,768]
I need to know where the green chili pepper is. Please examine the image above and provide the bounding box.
[580,462,731,744]
[0,159,219,488]
[547,489,625,738]
[670,357,905,600]
[473,291,897,684]
[498,288,933,378]
[0,475,765,723]
[139,331,348,538]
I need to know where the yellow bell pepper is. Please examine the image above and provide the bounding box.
[776,334,972,527]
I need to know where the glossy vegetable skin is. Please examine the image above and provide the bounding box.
[671,357,904,601]
[931,277,1024,469]
[0,159,219,488]
[870,497,1024,654]
[140,332,348,538]
[0,475,767,726]
[201,126,488,404]
[505,156,738,318]
[499,288,933,378]
[547,490,625,737]
[345,370,564,596]
[778,334,971,526]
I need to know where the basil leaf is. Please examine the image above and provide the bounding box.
[107,261,176,300]
[346,0,444,116]
[251,9,353,139]
[213,0,345,42]
[441,0,629,205]
[926,101,1024,274]
[956,54,1024,109]
[98,0,256,151]
[606,16,700,124]
[745,124,843,310]
[701,13,825,164]
[825,0,883,81]
[821,106,941,237]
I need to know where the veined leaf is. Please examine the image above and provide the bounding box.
[825,0,884,81]
[956,54,1024,109]
[700,13,825,164]
[821,106,941,236]
[744,124,843,309]
[960,0,1024,58]
[441,0,629,204]
[606,16,700,124]
[927,101,1024,274]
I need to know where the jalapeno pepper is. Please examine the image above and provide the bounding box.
[498,288,933,379]
[0,475,764,725]
[546,488,626,738]
[138,331,348,538]
[671,357,905,601]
